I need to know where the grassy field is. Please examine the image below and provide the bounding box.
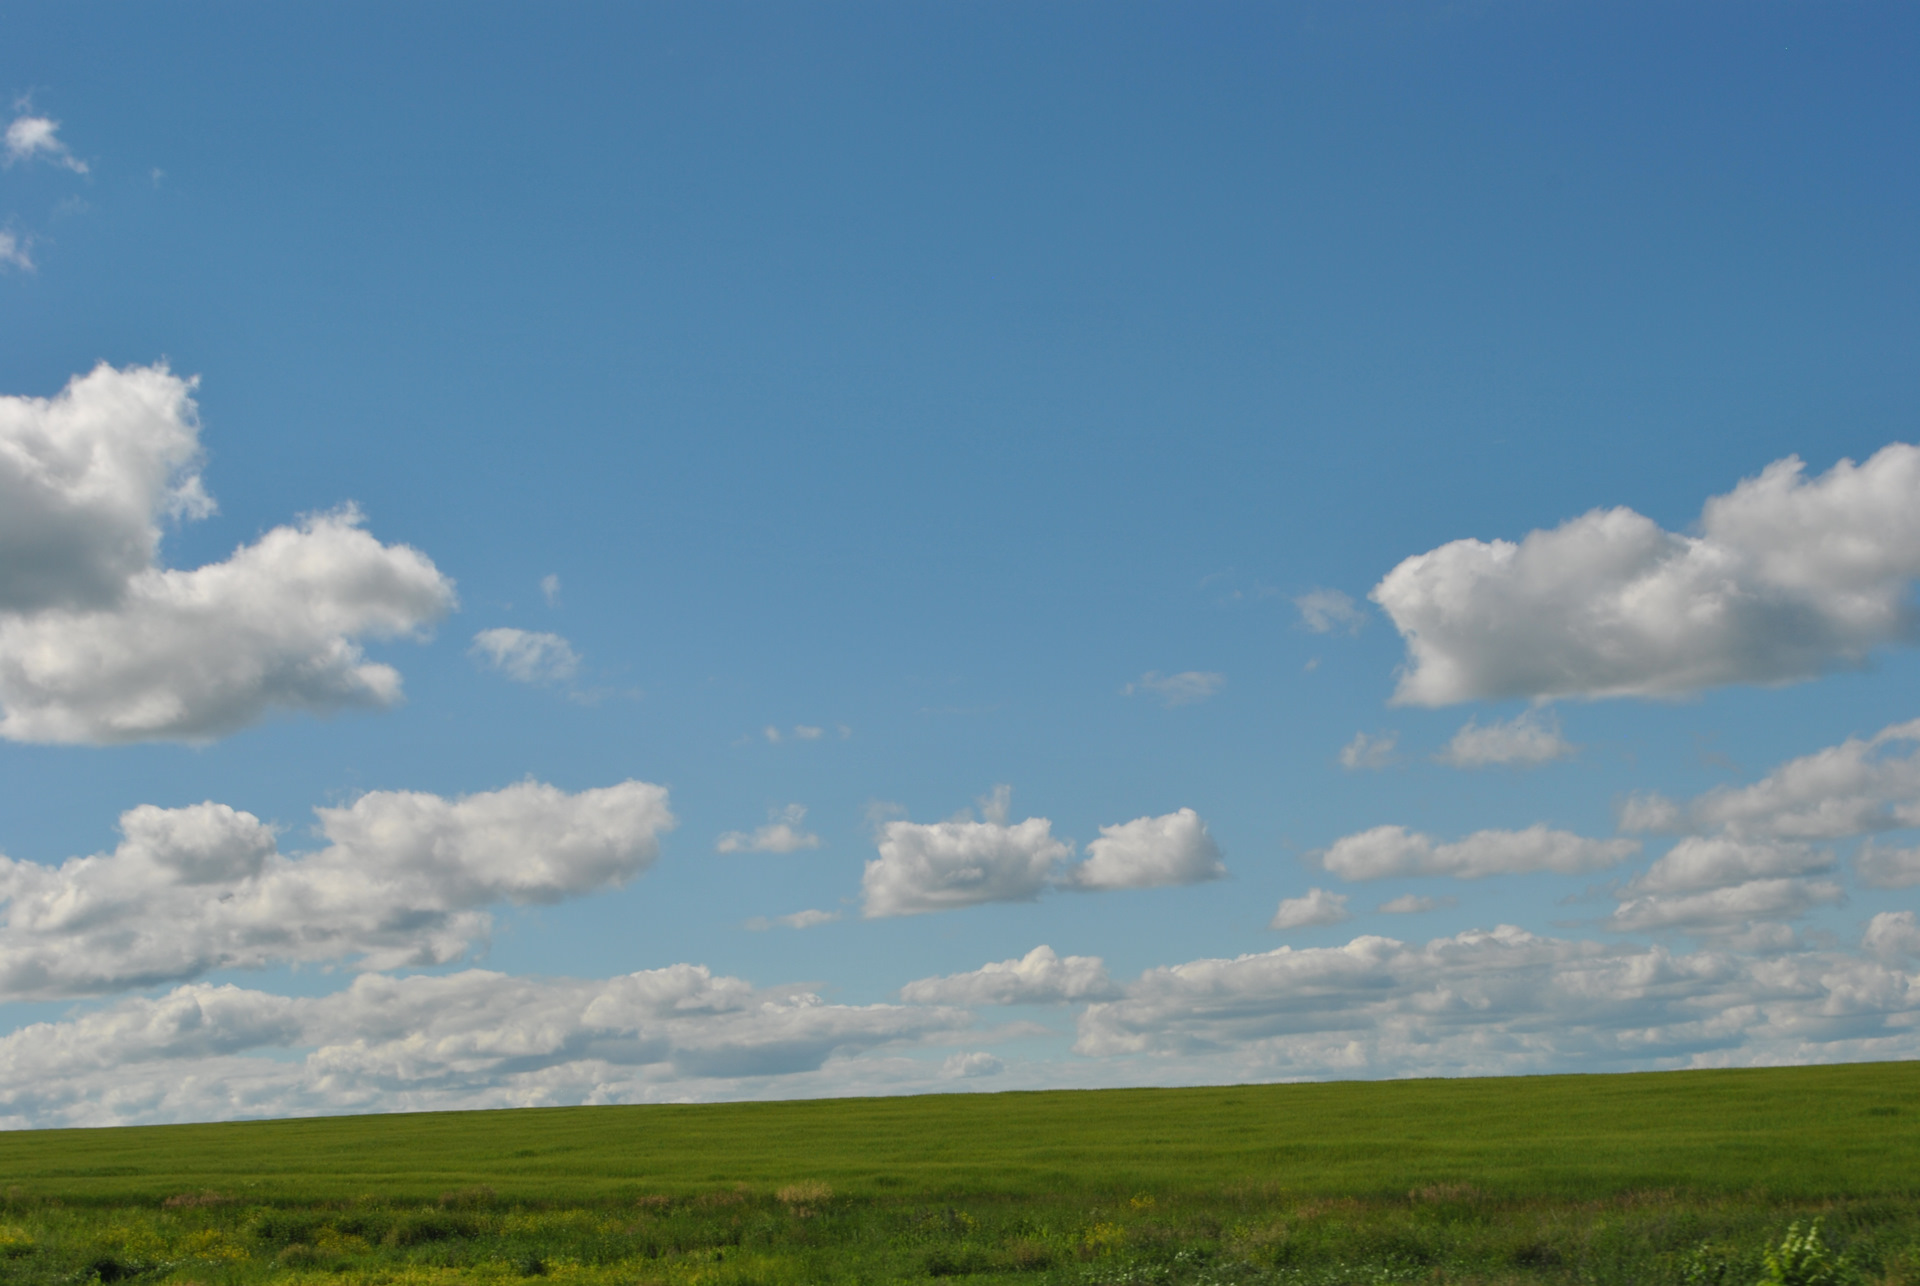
[0,1061,1915,1284]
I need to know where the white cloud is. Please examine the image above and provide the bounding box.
[794,724,824,740]
[1270,887,1350,930]
[716,804,822,854]
[0,965,968,1128]
[0,231,28,271]
[1631,835,1833,895]
[900,945,1118,1006]
[0,365,455,744]
[540,573,561,606]
[1378,894,1453,914]
[1607,878,1845,935]
[1683,719,1920,840]
[1865,911,1920,961]
[1295,588,1366,635]
[1061,808,1224,890]
[1320,824,1639,881]
[1339,730,1398,770]
[745,909,842,931]
[0,779,674,999]
[1073,926,1920,1076]
[1373,444,1920,704]
[470,628,579,684]
[1123,671,1225,707]
[941,1051,1004,1078]
[3,115,86,173]
[1437,711,1576,768]
[861,814,1070,918]
[1857,842,1920,889]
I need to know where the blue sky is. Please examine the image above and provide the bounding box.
[1,2,1918,1124]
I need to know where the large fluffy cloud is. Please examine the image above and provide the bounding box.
[862,802,1224,915]
[0,966,968,1128]
[862,817,1070,917]
[1320,824,1639,881]
[0,365,455,743]
[1625,719,1920,841]
[1074,926,1920,1076]
[900,945,1118,1006]
[1060,808,1224,891]
[1373,444,1920,704]
[0,779,674,998]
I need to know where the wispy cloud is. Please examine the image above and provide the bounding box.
[1339,730,1398,770]
[1122,671,1225,707]
[1295,588,1366,635]
[470,628,580,684]
[3,113,87,173]
[1437,711,1577,768]
[716,805,822,855]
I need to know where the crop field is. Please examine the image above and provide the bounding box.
[0,1061,1915,1284]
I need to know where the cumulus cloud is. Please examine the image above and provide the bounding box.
[0,965,968,1128]
[1865,911,1920,961]
[716,805,822,855]
[1631,836,1833,895]
[1378,894,1452,914]
[1857,842,1920,889]
[1320,824,1639,881]
[1270,887,1350,930]
[1607,878,1845,935]
[0,365,455,743]
[1123,671,1225,706]
[1073,926,1920,1076]
[1373,444,1920,704]
[0,230,28,271]
[1616,720,1920,851]
[1437,711,1576,768]
[862,815,1070,917]
[1061,808,1224,890]
[0,779,674,999]
[1295,588,1366,635]
[942,1051,1004,1078]
[3,114,86,173]
[901,945,1118,1006]
[1339,730,1398,770]
[470,628,579,684]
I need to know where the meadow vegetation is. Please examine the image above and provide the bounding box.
[0,1062,1913,1285]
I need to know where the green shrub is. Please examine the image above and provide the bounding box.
[1758,1220,1846,1286]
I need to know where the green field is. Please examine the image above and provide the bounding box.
[1,1062,1916,1284]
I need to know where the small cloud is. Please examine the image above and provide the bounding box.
[0,230,29,272]
[1270,887,1351,930]
[1339,731,1399,771]
[149,167,164,187]
[1295,588,1366,635]
[1437,711,1577,769]
[763,725,781,743]
[745,908,842,931]
[793,725,824,740]
[4,114,87,173]
[942,1051,1004,1078]
[1378,893,1454,914]
[470,628,580,684]
[1123,671,1225,707]
[976,784,1012,825]
[1617,791,1688,834]
[1303,657,1320,672]
[837,723,852,739]
[540,574,561,606]
[716,805,823,855]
